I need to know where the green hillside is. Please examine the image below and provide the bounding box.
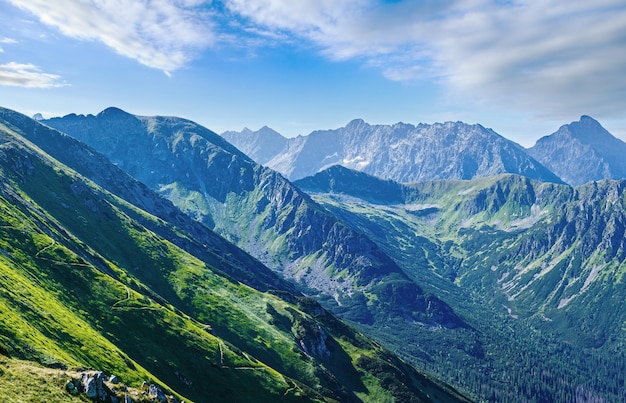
[41,109,466,333]
[0,110,468,401]
[296,166,626,401]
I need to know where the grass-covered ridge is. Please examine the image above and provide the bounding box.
[0,108,468,401]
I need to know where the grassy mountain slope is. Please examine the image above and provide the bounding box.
[0,109,468,401]
[1,107,293,295]
[295,166,626,402]
[42,108,465,333]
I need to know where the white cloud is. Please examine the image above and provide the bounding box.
[0,37,18,54]
[0,62,67,88]
[225,0,626,121]
[431,1,626,118]
[8,0,215,73]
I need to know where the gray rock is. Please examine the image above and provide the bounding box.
[148,384,168,403]
[79,371,116,401]
[227,118,562,183]
[222,126,287,165]
[528,115,626,185]
[81,371,104,399]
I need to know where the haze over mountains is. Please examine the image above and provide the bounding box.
[223,115,626,186]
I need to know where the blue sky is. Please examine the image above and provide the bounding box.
[1,0,625,146]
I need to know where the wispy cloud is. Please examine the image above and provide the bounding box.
[224,0,626,120]
[6,0,625,120]
[0,62,67,88]
[0,37,18,54]
[8,0,216,74]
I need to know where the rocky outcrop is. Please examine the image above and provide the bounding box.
[148,383,169,403]
[290,314,331,359]
[65,372,179,403]
[65,371,120,402]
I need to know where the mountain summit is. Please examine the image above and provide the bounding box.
[224,119,563,183]
[528,115,626,185]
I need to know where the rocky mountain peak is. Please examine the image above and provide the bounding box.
[221,125,287,165]
[345,118,367,129]
[556,115,612,144]
[226,117,560,183]
[528,115,626,185]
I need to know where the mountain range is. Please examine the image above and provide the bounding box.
[295,166,626,400]
[43,108,463,330]
[295,165,626,348]
[223,115,626,186]
[0,107,469,402]
[40,108,626,401]
[0,104,618,401]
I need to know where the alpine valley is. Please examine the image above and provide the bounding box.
[0,104,622,402]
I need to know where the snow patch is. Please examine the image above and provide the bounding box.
[342,155,370,170]
[458,186,477,195]
[504,204,546,232]
[559,264,605,309]
[404,203,440,211]
[502,304,518,319]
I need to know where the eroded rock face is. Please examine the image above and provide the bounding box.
[225,118,562,183]
[293,320,330,359]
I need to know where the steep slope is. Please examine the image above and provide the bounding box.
[296,167,626,402]
[0,109,469,402]
[233,118,562,183]
[528,115,626,185]
[222,126,287,165]
[0,107,295,295]
[43,108,463,330]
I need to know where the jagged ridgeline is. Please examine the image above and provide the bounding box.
[0,108,468,401]
[223,118,563,183]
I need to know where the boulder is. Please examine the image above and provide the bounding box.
[148,384,168,403]
[78,371,117,402]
